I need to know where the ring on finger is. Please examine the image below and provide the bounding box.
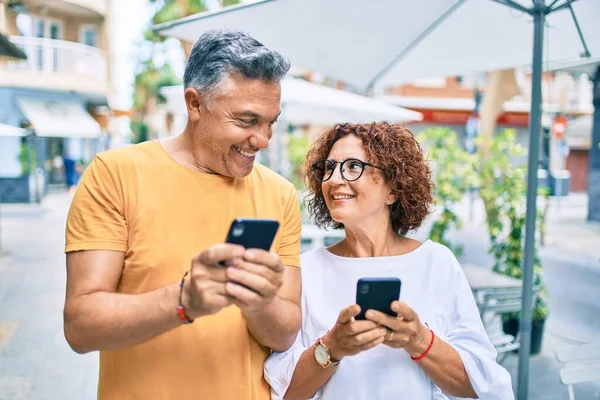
[386,329,394,341]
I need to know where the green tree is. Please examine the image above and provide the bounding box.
[288,132,311,190]
[145,0,242,59]
[478,130,549,321]
[132,60,180,142]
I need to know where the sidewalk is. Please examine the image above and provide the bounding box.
[0,193,98,400]
[543,193,600,262]
[451,192,600,262]
[0,192,599,399]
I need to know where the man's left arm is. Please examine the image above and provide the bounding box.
[237,263,301,351]
[224,186,302,351]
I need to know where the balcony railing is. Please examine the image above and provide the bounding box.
[1,36,106,81]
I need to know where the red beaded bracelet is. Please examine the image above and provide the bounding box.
[177,271,194,324]
[411,328,435,361]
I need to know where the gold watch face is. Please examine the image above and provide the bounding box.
[314,343,330,365]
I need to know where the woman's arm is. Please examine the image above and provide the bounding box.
[367,303,477,398]
[282,339,338,400]
[406,326,478,398]
[265,304,386,400]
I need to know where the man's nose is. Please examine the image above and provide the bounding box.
[249,127,271,149]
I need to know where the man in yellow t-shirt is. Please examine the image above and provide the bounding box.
[63,29,302,400]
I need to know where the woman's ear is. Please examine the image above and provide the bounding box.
[386,193,398,205]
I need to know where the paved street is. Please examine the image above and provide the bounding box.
[0,191,599,399]
[0,194,98,400]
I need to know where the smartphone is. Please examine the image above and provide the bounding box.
[219,218,280,265]
[355,278,401,320]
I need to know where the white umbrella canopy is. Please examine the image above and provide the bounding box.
[160,78,422,125]
[280,77,422,124]
[155,0,600,91]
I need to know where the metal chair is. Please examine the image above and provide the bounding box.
[474,285,540,363]
[555,342,600,400]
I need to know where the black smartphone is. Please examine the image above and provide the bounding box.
[355,278,401,320]
[218,218,280,265]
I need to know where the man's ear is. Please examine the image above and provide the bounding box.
[184,88,204,121]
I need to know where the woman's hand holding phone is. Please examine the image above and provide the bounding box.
[364,301,432,358]
[322,304,388,361]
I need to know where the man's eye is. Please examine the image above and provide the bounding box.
[239,119,255,125]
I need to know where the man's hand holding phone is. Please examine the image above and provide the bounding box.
[182,243,245,319]
[222,249,285,312]
[182,218,284,318]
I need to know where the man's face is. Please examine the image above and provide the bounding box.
[188,74,282,178]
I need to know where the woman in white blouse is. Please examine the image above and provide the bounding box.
[264,122,513,400]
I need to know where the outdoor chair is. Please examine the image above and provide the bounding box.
[474,285,541,363]
[555,342,600,400]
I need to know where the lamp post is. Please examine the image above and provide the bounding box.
[588,66,600,221]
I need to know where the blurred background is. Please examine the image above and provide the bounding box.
[0,0,599,399]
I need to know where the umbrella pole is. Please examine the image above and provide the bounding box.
[516,2,546,399]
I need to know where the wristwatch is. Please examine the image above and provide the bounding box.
[314,337,340,368]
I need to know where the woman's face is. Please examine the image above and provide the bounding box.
[321,135,395,229]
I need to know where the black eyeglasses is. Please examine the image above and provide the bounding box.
[312,158,382,182]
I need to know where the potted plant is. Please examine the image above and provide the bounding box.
[417,127,479,257]
[479,130,549,355]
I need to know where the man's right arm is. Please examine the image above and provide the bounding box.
[64,250,184,354]
[64,244,246,354]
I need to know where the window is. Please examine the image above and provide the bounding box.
[79,25,98,47]
[31,17,63,71]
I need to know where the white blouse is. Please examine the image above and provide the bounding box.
[264,240,514,400]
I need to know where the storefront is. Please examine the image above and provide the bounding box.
[0,87,102,202]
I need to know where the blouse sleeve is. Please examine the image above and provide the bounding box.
[264,332,319,400]
[440,254,515,400]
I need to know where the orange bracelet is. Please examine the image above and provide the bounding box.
[410,329,435,361]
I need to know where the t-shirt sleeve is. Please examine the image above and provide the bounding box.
[277,186,301,268]
[440,253,514,400]
[65,154,128,253]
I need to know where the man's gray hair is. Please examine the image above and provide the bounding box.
[183,29,290,105]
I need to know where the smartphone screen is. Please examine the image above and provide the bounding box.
[355,277,401,320]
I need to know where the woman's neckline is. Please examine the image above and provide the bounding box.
[323,239,431,261]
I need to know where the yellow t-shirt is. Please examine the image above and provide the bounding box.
[65,140,301,400]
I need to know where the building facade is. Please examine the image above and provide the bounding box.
[0,0,115,202]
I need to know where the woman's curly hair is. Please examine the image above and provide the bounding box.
[304,122,434,235]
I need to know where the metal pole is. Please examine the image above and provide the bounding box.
[517,2,546,399]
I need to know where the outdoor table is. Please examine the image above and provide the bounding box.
[462,264,522,291]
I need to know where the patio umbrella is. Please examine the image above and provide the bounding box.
[154,1,599,398]
[160,78,423,125]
